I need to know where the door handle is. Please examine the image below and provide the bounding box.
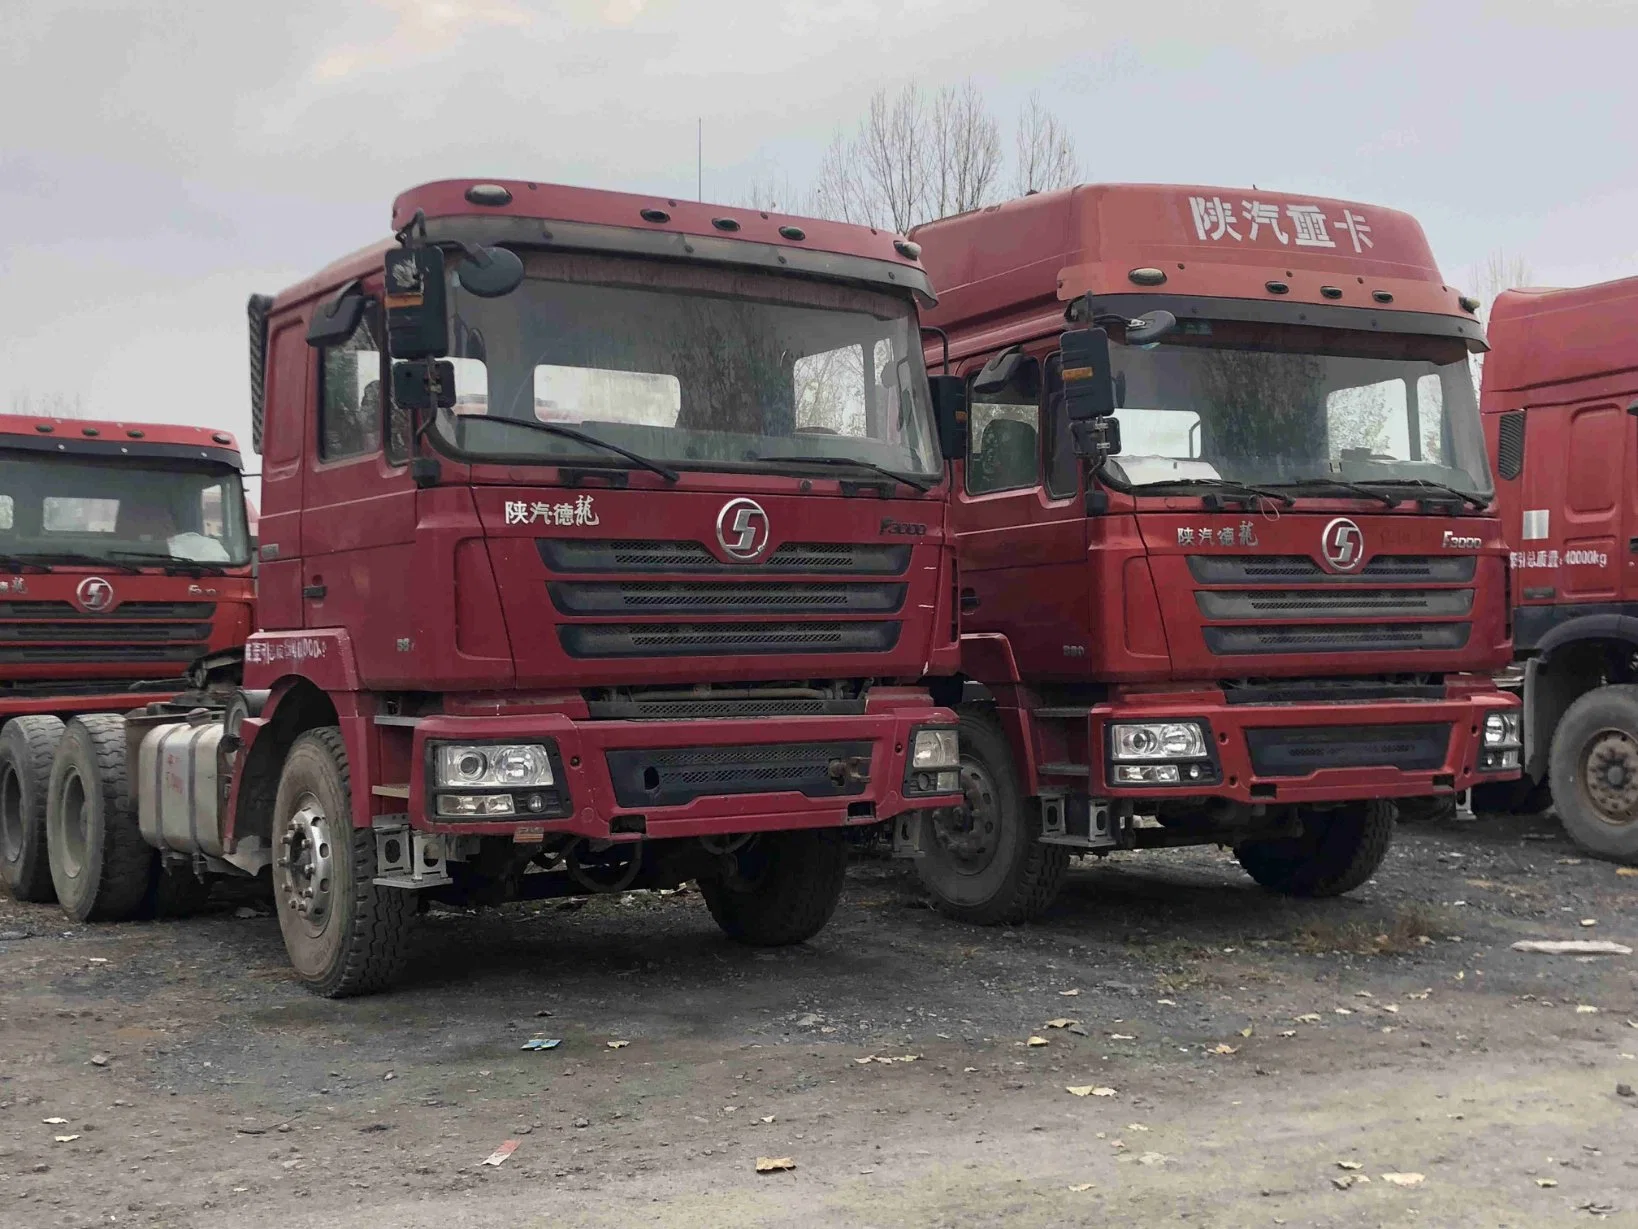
[1628,537,1638,554]
[302,584,327,600]
[959,588,980,613]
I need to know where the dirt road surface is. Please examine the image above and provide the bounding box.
[4,811,1637,1228]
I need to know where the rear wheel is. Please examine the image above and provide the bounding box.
[699,828,848,946]
[1,715,65,902]
[914,709,1068,925]
[272,728,414,997]
[1549,685,1638,862]
[45,715,153,922]
[1234,800,1394,898]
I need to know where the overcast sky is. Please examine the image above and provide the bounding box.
[4,0,1636,479]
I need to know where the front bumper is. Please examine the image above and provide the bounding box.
[1084,681,1520,805]
[404,697,961,840]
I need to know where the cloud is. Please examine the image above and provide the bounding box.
[311,0,534,82]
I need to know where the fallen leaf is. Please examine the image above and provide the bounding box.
[1618,868,1638,878]
[1126,1122,1149,1132]
[1382,1005,1400,1014]
[1337,1161,1363,1170]
[606,1040,629,1049]
[760,1115,774,1124]
[1210,1043,1239,1055]
[1157,998,1177,1006]
[1278,1030,1296,1038]
[755,1156,796,1173]
[854,1057,874,1065]
[1333,1175,1362,1190]
[1067,1086,1096,1096]
[1408,989,1433,999]
[1058,989,1080,997]
[1512,939,1632,955]
[1537,1178,1559,1188]
[88,1054,109,1067]
[1137,1151,1168,1166]
[520,1037,561,1051]
[53,1135,79,1144]
[1026,1036,1049,1047]
[1092,1087,1117,1097]
[1581,919,1599,927]
[1045,1018,1078,1029]
[963,1067,978,1073]
[1577,1005,1600,1014]
[1381,1172,1425,1187]
[42,1117,68,1125]
[481,1140,520,1167]
[1295,1013,1322,1023]
[87,957,107,964]
[1110,1033,1135,1041]
[1068,1182,1095,1192]
[1333,1007,1354,1016]
[1239,1027,1253,1038]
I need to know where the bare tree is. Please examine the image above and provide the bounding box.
[737,171,805,215]
[858,84,932,233]
[9,390,85,418]
[929,80,1002,220]
[1466,250,1534,390]
[1013,91,1078,197]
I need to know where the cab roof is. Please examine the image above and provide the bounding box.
[911,182,1474,332]
[1482,276,1638,396]
[0,414,241,463]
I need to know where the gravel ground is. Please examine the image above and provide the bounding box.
[3,808,1637,1227]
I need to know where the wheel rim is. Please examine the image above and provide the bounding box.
[0,763,22,865]
[929,756,1004,876]
[57,769,89,879]
[1579,728,1638,828]
[276,791,336,937]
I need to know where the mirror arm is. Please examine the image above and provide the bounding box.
[919,325,950,374]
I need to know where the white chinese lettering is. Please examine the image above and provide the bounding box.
[552,502,575,526]
[1177,527,1195,546]
[1242,201,1288,244]
[574,495,599,527]
[504,501,530,526]
[1217,527,1235,546]
[1285,204,1336,248]
[1238,520,1258,547]
[1334,209,1373,253]
[1198,525,1214,545]
[1189,196,1241,242]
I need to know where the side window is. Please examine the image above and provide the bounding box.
[966,356,1042,495]
[1042,355,1079,499]
[319,308,384,461]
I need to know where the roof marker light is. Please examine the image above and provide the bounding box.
[1265,280,1290,295]
[81,427,99,436]
[778,225,806,241]
[34,423,52,433]
[1320,285,1343,299]
[640,208,670,223]
[1128,267,1167,286]
[1459,295,1481,313]
[711,217,741,232]
[1372,290,1394,304]
[127,429,144,438]
[894,239,921,260]
[464,183,513,207]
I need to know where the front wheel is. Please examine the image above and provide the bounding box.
[698,828,848,947]
[1234,800,1394,898]
[1549,684,1638,862]
[1,715,65,902]
[913,709,1068,925]
[272,728,413,997]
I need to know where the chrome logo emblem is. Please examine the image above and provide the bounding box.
[1321,517,1365,572]
[715,497,770,560]
[75,576,116,612]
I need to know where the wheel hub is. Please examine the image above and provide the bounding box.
[930,759,1002,872]
[1583,730,1638,825]
[0,764,22,864]
[276,793,335,935]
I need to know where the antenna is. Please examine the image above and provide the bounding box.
[697,118,702,200]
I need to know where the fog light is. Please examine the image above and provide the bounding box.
[1479,748,1520,772]
[436,793,516,817]
[1114,764,1181,784]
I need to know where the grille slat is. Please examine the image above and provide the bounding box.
[605,740,873,807]
[1204,623,1471,655]
[0,622,214,643]
[1197,589,1474,620]
[538,539,910,575]
[0,644,203,665]
[1188,555,1477,585]
[549,581,906,616]
[1246,723,1452,776]
[0,601,216,620]
[561,621,900,659]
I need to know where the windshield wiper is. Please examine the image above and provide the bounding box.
[0,551,142,574]
[748,452,937,493]
[1126,477,1295,508]
[1347,478,1489,510]
[455,416,679,483]
[104,550,230,576]
[1269,478,1402,508]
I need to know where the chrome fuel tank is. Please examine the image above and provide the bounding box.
[137,720,226,857]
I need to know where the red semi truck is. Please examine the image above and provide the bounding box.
[1480,275,1638,859]
[0,416,255,905]
[906,184,1521,921]
[26,179,964,995]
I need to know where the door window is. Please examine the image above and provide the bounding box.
[967,357,1042,495]
[319,308,384,461]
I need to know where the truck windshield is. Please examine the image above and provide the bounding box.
[1100,321,1492,502]
[0,452,250,567]
[427,250,940,482]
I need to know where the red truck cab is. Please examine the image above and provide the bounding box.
[909,184,1520,921]
[0,416,254,901]
[1481,275,1638,858]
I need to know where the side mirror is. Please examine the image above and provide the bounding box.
[454,245,525,298]
[1126,310,1177,347]
[928,374,968,461]
[392,359,457,411]
[972,347,1027,396]
[385,246,449,359]
[1059,327,1116,421]
[306,284,366,347]
[1071,416,1122,460]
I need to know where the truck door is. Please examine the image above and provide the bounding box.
[300,291,421,685]
[953,350,1089,678]
[256,314,310,631]
[1558,400,1624,605]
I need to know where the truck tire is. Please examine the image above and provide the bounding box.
[1394,796,1453,823]
[913,709,1068,925]
[1,715,65,902]
[1234,800,1394,898]
[699,828,848,946]
[1471,776,1552,816]
[45,715,153,922]
[1548,684,1638,862]
[271,728,413,997]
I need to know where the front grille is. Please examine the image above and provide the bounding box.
[1222,677,1445,705]
[0,621,213,643]
[0,600,216,666]
[605,740,873,807]
[549,581,905,616]
[539,539,910,575]
[0,676,186,698]
[1196,589,1473,620]
[0,601,216,620]
[1246,723,1452,776]
[586,697,867,720]
[0,644,201,665]
[1188,555,1476,585]
[561,621,901,659]
[1203,623,1471,655]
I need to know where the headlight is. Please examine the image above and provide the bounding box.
[1110,722,1207,761]
[1482,712,1521,747]
[434,743,555,788]
[911,728,960,771]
